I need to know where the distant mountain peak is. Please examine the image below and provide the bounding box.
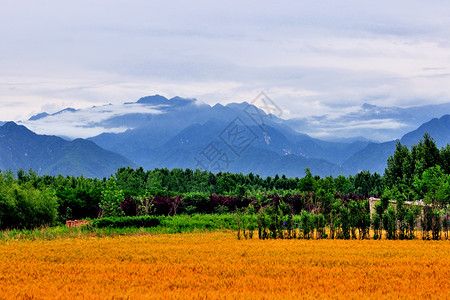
[362,103,377,110]
[212,103,224,109]
[169,96,195,103]
[0,122,37,144]
[137,94,169,105]
[28,108,77,121]
[136,95,196,108]
[225,102,252,110]
[2,121,18,127]
[54,108,77,115]
[1,121,33,134]
[29,112,50,121]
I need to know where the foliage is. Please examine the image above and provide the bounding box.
[99,177,125,217]
[92,216,160,229]
[182,192,210,214]
[1,131,450,239]
[0,172,58,229]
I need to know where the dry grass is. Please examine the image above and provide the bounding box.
[1,232,450,299]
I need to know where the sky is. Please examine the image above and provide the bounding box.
[1,0,450,125]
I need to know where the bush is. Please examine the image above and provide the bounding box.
[182,192,210,214]
[0,184,58,230]
[92,216,160,229]
[160,214,222,232]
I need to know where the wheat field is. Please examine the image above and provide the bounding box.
[1,232,450,299]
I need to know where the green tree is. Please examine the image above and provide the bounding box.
[0,180,58,230]
[384,142,412,187]
[383,205,397,240]
[298,168,316,193]
[100,177,125,217]
[414,166,450,207]
[334,175,350,194]
[300,210,313,239]
[440,145,450,174]
[413,133,441,175]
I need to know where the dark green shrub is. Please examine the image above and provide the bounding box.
[0,184,58,230]
[182,192,210,214]
[93,216,160,229]
[160,214,218,232]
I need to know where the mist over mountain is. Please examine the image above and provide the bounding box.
[342,114,450,174]
[83,96,372,177]
[5,95,450,178]
[29,108,78,121]
[287,102,450,142]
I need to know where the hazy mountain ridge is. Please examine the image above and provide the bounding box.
[85,96,372,176]
[0,122,135,178]
[342,114,450,174]
[29,108,77,121]
[286,102,450,142]
[401,115,450,148]
[4,95,450,178]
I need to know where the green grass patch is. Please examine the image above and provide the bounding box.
[0,213,250,241]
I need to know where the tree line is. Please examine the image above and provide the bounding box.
[1,133,449,239]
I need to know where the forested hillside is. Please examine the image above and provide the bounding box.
[0,122,135,178]
[1,134,449,240]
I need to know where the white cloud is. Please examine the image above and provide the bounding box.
[1,0,450,133]
[19,102,164,139]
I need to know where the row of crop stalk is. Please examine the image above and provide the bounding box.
[236,202,450,240]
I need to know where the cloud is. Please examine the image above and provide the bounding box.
[19,102,164,139]
[1,0,450,134]
[314,119,408,131]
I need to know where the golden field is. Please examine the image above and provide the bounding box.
[1,232,450,299]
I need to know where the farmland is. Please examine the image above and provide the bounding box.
[1,232,450,299]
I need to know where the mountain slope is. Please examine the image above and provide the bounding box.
[133,119,346,177]
[0,122,135,177]
[286,102,450,141]
[20,94,450,177]
[342,141,397,175]
[343,114,450,175]
[401,115,450,148]
[88,97,369,175]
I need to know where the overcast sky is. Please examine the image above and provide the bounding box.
[1,0,450,122]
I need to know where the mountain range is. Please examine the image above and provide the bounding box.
[0,122,134,178]
[1,95,450,178]
[286,102,450,142]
